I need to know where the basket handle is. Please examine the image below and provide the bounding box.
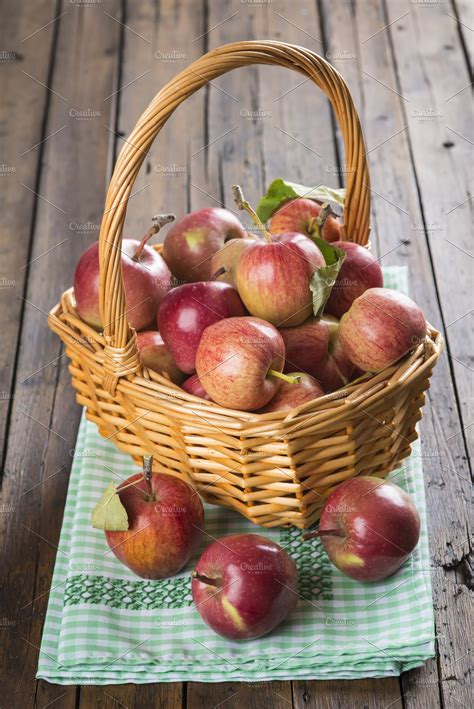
[98,40,371,393]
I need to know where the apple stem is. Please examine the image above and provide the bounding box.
[268,369,301,385]
[311,203,337,238]
[192,570,221,587]
[209,266,228,281]
[302,528,344,541]
[133,213,176,261]
[232,184,272,242]
[142,454,155,501]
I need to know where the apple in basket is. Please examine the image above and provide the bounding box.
[209,234,256,286]
[269,197,342,242]
[195,316,297,411]
[324,241,384,319]
[162,207,246,283]
[303,477,420,582]
[191,534,298,639]
[93,456,204,579]
[182,374,212,401]
[339,288,427,372]
[233,186,325,327]
[136,330,185,384]
[74,215,175,332]
[259,372,324,413]
[279,315,355,392]
[158,278,245,374]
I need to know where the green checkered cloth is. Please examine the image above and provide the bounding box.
[37,267,435,684]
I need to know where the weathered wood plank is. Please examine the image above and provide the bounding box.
[77,0,208,705]
[320,0,472,707]
[112,0,207,240]
[385,0,473,459]
[380,3,473,706]
[188,681,293,709]
[451,0,473,72]
[292,678,403,708]
[0,0,57,471]
[0,2,121,707]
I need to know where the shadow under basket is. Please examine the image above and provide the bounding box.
[48,41,443,528]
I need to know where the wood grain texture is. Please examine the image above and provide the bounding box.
[0,0,57,471]
[188,680,293,709]
[0,2,121,708]
[0,1,471,707]
[385,0,473,459]
[320,1,472,707]
[293,678,403,708]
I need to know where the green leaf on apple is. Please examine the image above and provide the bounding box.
[91,481,129,532]
[309,238,346,317]
[256,178,346,223]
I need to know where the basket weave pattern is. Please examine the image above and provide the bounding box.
[49,41,442,528]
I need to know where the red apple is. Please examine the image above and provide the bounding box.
[235,233,325,327]
[279,315,354,392]
[136,330,184,384]
[74,220,173,331]
[270,197,341,242]
[191,533,298,640]
[259,372,324,413]
[105,459,204,579]
[209,235,255,286]
[339,288,427,372]
[162,208,246,283]
[157,280,245,374]
[325,242,383,319]
[195,316,286,411]
[304,476,420,582]
[182,373,212,401]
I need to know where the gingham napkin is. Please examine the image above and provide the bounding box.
[37,267,435,684]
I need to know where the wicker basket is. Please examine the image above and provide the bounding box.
[49,41,442,529]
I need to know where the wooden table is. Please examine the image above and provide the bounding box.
[1,1,472,707]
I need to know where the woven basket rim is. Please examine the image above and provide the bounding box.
[49,289,443,428]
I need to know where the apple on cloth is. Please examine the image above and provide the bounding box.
[38,390,436,683]
[304,476,421,582]
[92,455,204,579]
[191,533,298,640]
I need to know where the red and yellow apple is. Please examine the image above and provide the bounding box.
[259,372,324,413]
[325,242,383,319]
[195,316,286,411]
[339,288,427,372]
[191,533,298,640]
[279,315,354,392]
[105,466,204,580]
[136,330,184,384]
[162,207,246,283]
[304,476,420,582]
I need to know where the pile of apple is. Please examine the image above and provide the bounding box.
[74,184,427,413]
[94,456,420,641]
